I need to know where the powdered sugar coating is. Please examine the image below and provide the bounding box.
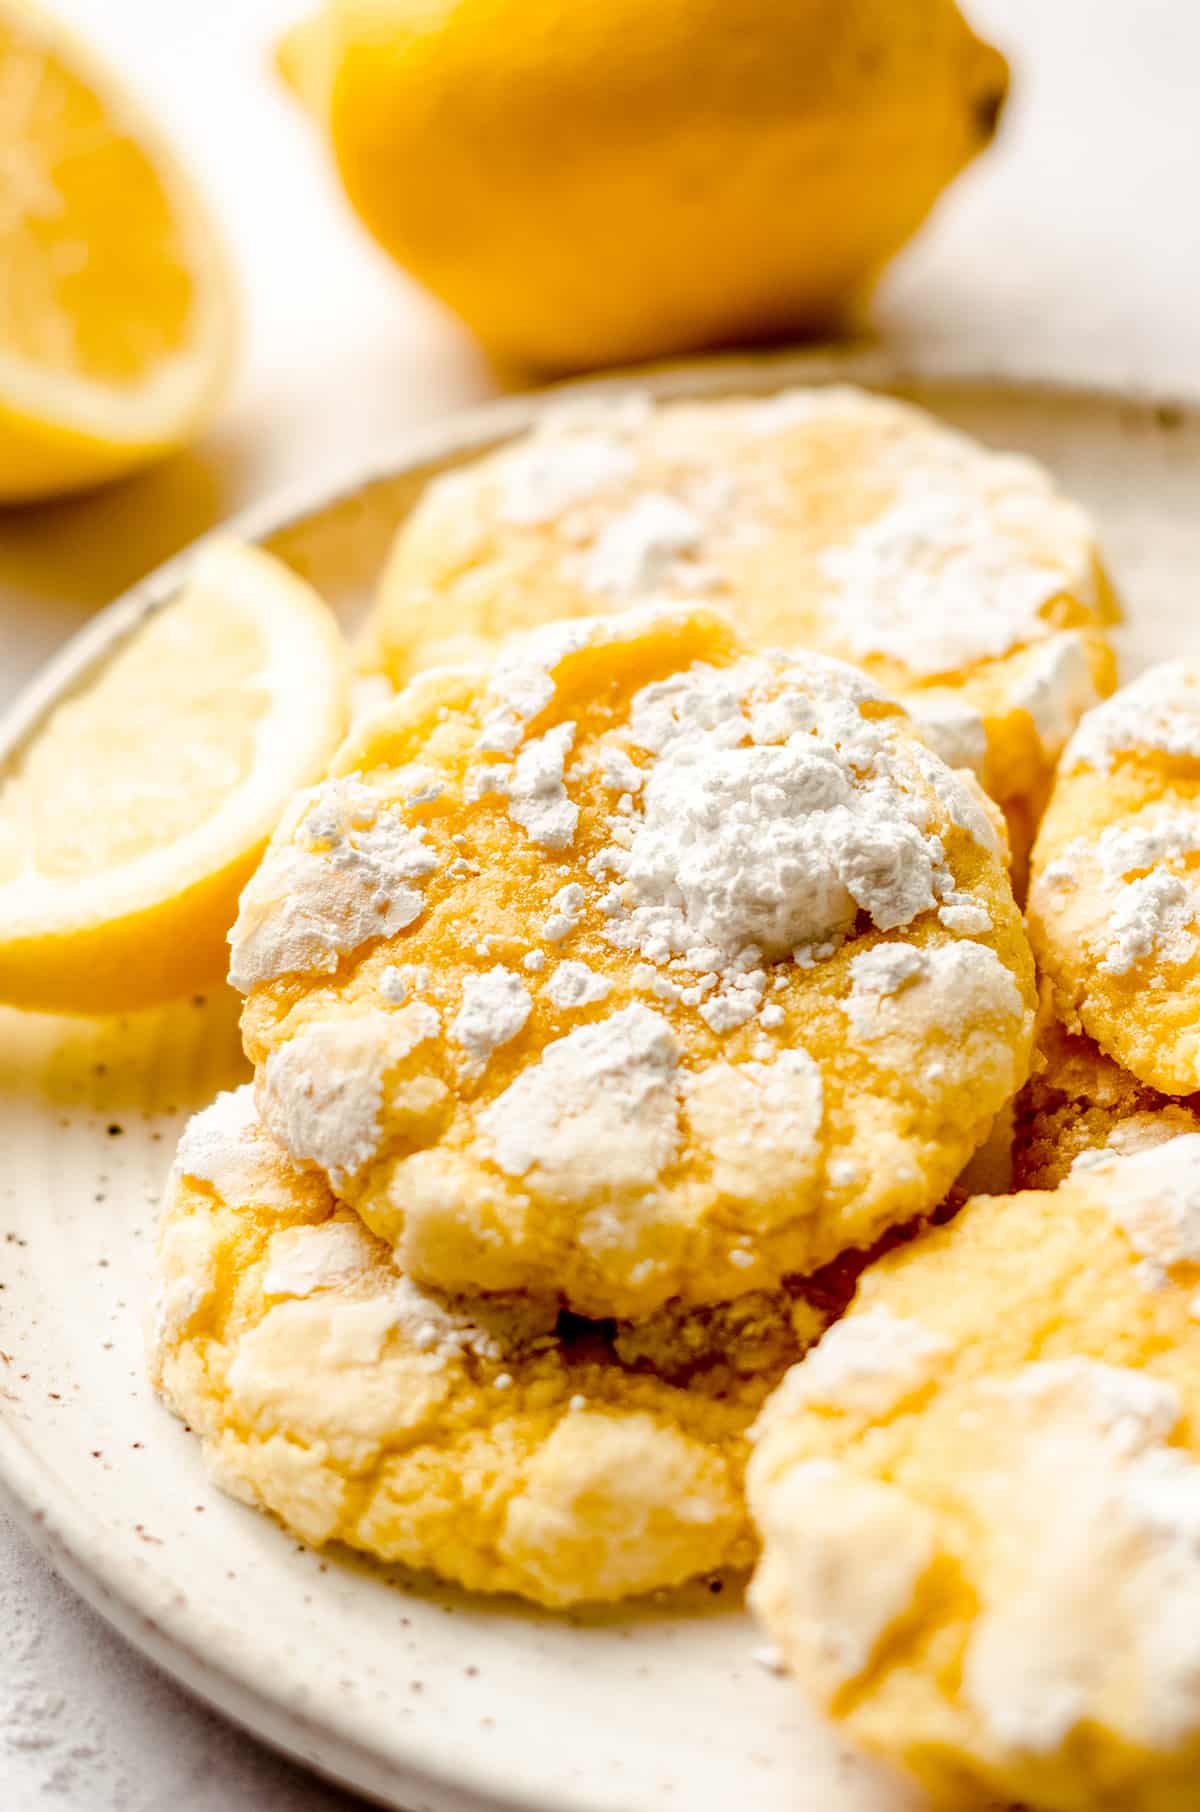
[474,721,579,850]
[546,960,612,1010]
[581,493,705,598]
[449,966,532,1068]
[593,654,978,1013]
[765,1308,950,1421]
[684,1049,823,1206]
[498,432,636,526]
[1056,817,1200,980]
[905,694,988,776]
[156,1087,333,1353]
[541,881,585,942]
[1077,1114,1200,1176]
[259,1004,440,1188]
[154,1092,828,1606]
[938,898,992,935]
[1098,811,1200,880]
[1036,813,1200,979]
[746,1175,1200,1804]
[1009,630,1103,753]
[843,944,929,1023]
[960,1359,1200,1757]
[171,1085,296,1209]
[262,1219,377,1298]
[908,745,1003,859]
[1077,1133,1200,1287]
[1099,871,1198,977]
[242,604,1032,1316]
[820,459,1084,677]
[1065,661,1200,772]
[480,1005,681,1200]
[845,940,1025,1048]
[229,778,436,990]
[1029,666,1200,1094]
[373,385,1112,844]
[475,612,639,755]
[749,1458,936,1695]
[393,386,1098,680]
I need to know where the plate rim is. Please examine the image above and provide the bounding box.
[1,346,1197,1812]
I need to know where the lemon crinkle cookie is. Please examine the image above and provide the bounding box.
[231,605,1034,1318]
[1029,661,1200,1095]
[152,1086,830,1607]
[749,1133,1200,1812]
[370,386,1116,841]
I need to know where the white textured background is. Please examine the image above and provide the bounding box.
[1,1,1197,1806]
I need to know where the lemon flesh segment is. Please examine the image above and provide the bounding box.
[0,0,235,500]
[0,542,347,1013]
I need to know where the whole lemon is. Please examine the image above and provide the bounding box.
[280,0,1007,374]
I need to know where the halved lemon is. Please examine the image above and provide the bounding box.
[0,0,236,500]
[0,541,347,1012]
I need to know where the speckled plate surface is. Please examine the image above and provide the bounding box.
[1,354,1199,1812]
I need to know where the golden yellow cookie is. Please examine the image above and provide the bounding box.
[152,1086,829,1606]
[370,386,1117,850]
[232,605,1035,1318]
[749,1135,1200,1812]
[1029,661,1200,1095]
[1014,990,1200,1191]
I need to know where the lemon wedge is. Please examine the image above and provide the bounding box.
[0,0,236,500]
[0,542,347,1012]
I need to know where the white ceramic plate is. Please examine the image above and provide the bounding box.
[2,354,1199,1812]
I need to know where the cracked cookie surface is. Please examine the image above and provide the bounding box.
[152,1086,833,1607]
[370,386,1116,849]
[1029,662,1200,1095]
[233,605,1034,1317]
[749,1135,1200,1812]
